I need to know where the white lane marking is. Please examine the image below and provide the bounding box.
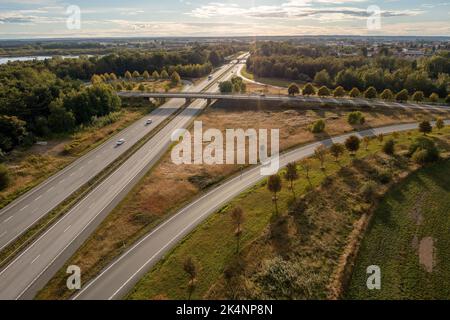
[35,195,42,201]
[47,186,54,193]
[63,225,72,233]
[79,166,84,171]
[30,255,40,265]
[20,205,29,212]
[3,216,14,223]
[0,231,7,238]
[58,179,65,185]
[70,172,76,177]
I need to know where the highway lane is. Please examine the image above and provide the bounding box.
[0,55,246,300]
[72,120,450,300]
[0,61,234,254]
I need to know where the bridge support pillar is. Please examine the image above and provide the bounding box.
[186,98,192,105]
[206,98,212,107]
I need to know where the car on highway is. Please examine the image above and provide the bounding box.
[116,138,126,146]
[145,119,153,125]
[208,75,213,81]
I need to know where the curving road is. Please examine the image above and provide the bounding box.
[72,120,449,300]
[0,54,247,300]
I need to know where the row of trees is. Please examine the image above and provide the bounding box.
[287,82,450,103]
[219,77,247,93]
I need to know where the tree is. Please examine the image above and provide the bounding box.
[124,71,132,80]
[208,50,221,67]
[436,118,445,131]
[152,71,160,81]
[300,161,312,187]
[382,139,395,155]
[267,174,282,215]
[377,134,384,145]
[284,162,299,199]
[310,119,325,133]
[160,69,169,79]
[345,135,360,156]
[314,145,327,170]
[396,89,409,102]
[132,71,140,79]
[302,83,316,96]
[333,86,346,97]
[90,74,103,85]
[48,102,76,133]
[109,73,117,81]
[171,71,181,86]
[314,69,332,87]
[219,81,233,93]
[138,84,145,92]
[288,83,300,96]
[419,120,432,135]
[349,87,361,98]
[380,89,394,100]
[429,92,439,103]
[330,143,345,163]
[231,207,245,254]
[317,86,331,97]
[364,86,377,99]
[183,257,198,300]
[408,136,440,164]
[0,164,10,191]
[412,91,424,102]
[0,115,27,152]
[142,71,150,80]
[446,94,450,105]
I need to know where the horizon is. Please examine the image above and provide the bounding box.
[0,0,449,39]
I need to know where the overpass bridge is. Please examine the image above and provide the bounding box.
[117,91,450,112]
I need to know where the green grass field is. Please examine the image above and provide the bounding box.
[346,159,450,300]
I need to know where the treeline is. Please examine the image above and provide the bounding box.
[247,47,450,97]
[42,46,239,80]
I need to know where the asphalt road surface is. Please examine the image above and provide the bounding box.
[0,61,238,253]
[0,54,247,300]
[72,120,449,300]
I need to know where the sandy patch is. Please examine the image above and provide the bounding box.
[418,236,435,273]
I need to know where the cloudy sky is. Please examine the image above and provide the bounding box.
[0,0,449,38]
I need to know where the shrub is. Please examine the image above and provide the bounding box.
[380,89,394,100]
[382,139,395,155]
[408,137,440,164]
[412,91,424,102]
[345,135,360,155]
[395,89,409,102]
[429,93,439,103]
[360,181,377,202]
[347,111,365,125]
[317,86,331,97]
[349,88,361,97]
[288,83,300,96]
[310,119,326,133]
[375,169,392,184]
[333,86,346,97]
[445,94,450,104]
[419,120,432,135]
[0,164,10,190]
[302,83,316,96]
[364,86,377,99]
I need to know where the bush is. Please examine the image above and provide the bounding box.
[395,89,409,102]
[375,169,392,184]
[412,91,424,102]
[360,181,377,202]
[302,83,316,96]
[317,86,331,97]
[382,139,395,155]
[310,119,326,133]
[288,83,300,96]
[380,89,394,100]
[349,88,361,98]
[429,92,439,103]
[333,86,346,97]
[419,120,432,135]
[445,94,450,104]
[0,164,10,190]
[408,137,440,164]
[347,111,365,125]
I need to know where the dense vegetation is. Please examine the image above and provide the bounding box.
[247,42,449,98]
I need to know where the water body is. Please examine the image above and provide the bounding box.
[0,55,91,65]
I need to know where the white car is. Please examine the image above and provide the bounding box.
[145,119,153,125]
[116,139,126,146]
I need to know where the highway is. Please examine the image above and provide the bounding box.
[72,120,450,300]
[117,91,450,113]
[0,61,237,253]
[0,54,247,299]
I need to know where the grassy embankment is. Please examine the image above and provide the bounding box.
[346,159,450,299]
[126,126,450,300]
[36,99,449,299]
